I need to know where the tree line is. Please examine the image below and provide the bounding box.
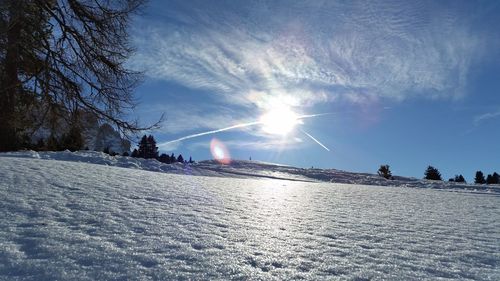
[378,164,499,185]
[127,135,194,164]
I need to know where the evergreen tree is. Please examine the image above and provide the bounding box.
[486,174,494,184]
[159,153,170,163]
[189,156,194,164]
[170,153,176,163]
[147,135,159,159]
[474,171,486,184]
[377,164,392,179]
[424,166,442,181]
[492,172,500,184]
[454,174,466,183]
[177,154,184,163]
[137,135,159,159]
[137,135,148,158]
[122,151,130,157]
[131,149,139,158]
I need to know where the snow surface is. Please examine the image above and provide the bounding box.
[0,153,499,280]
[1,150,499,193]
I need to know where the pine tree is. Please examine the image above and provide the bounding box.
[424,166,442,181]
[122,151,130,157]
[177,154,184,163]
[485,173,498,185]
[136,135,159,159]
[475,171,486,184]
[486,174,494,184]
[454,174,466,183]
[147,135,159,159]
[159,153,170,163]
[170,153,176,163]
[137,135,148,158]
[131,149,139,158]
[189,156,194,164]
[492,172,500,184]
[377,164,392,179]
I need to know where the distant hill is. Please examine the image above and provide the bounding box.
[1,151,498,194]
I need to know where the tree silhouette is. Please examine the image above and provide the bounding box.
[424,166,442,181]
[61,124,84,152]
[170,153,176,163]
[159,153,170,164]
[0,0,161,152]
[137,135,158,159]
[474,171,486,184]
[487,172,500,184]
[131,149,139,158]
[377,164,392,179]
[177,154,184,163]
[454,174,466,183]
[137,135,147,158]
[486,174,494,184]
[146,135,159,159]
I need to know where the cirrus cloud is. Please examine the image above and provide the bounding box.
[131,0,494,111]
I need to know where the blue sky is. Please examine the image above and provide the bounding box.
[129,0,500,180]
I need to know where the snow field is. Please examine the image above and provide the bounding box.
[0,156,499,280]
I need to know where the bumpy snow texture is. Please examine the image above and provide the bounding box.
[0,152,499,280]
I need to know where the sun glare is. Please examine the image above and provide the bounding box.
[259,105,299,136]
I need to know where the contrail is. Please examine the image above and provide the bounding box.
[159,112,334,146]
[297,112,332,119]
[301,129,331,151]
[159,121,261,146]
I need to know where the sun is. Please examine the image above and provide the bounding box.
[259,105,299,136]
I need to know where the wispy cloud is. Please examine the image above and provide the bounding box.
[132,0,491,110]
[130,0,497,150]
[474,108,500,126]
[134,102,255,134]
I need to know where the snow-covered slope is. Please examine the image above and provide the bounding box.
[1,151,499,193]
[0,155,499,280]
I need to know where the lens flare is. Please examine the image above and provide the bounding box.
[210,138,231,164]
